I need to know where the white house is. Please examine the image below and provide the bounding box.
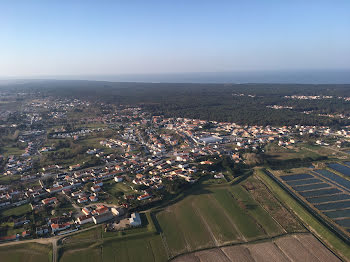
[76,214,93,225]
[91,186,101,192]
[111,207,119,216]
[129,212,141,226]
[77,197,88,204]
[114,176,123,183]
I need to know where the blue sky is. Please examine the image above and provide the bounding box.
[1,0,350,77]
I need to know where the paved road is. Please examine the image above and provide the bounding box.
[84,202,119,208]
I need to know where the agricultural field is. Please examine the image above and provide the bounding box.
[58,212,167,262]
[62,226,102,245]
[265,143,323,160]
[58,175,306,261]
[1,170,348,262]
[156,176,305,258]
[0,243,52,262]
[259,169,350,260]
[275,166,350,235]
[172,234,340,262]
[263,143,325,169]
[59,234,167,262]
[301,144,348,159]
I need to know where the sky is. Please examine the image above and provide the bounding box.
[1,0,350,79]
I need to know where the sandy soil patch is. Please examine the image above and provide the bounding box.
[247,241,290,262]
[295,234,340,262]
[221,245,255,262]
[274,234,318,261]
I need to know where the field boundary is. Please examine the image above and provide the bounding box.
[168,232,315,261]
[263,169,350,245]
[257,168,349,261]
[327,165,350,182]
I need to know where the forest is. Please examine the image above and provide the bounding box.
[3,80,350,127]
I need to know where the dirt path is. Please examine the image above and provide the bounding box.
[160,232,172,260]
[0,237,56,247]
[52,238,58,262]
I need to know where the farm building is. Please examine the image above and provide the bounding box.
[111,207,125,216]
[93,211,114,224]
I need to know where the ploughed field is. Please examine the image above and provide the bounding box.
[278,163,350,234]
[156,176,305,258]
[172,234,340,262]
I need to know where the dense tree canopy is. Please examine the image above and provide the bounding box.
[4,80,350,127]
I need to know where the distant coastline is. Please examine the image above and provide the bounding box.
[1,70,350,84]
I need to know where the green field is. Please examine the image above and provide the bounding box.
[59,245,101,262]
[264,143,325,169]
[78,137,104,148]
[60,234,167,262]
[156,210,187,254]
[243,176,305,233]
[0,243,52,262]
[0,146,24,157]
[104,180,134,195]
[155,176,304,258]
[102,179,135,204]
[211,188,264,239]
[301,144,350,160]
[193,194,239,242]
[0,175,21,185]
[58,211,167,262]
[0,203,32,218]
[63,226,102,245]
[173,196,214,249]
[228,185,284,236]
[103,236,167,262]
